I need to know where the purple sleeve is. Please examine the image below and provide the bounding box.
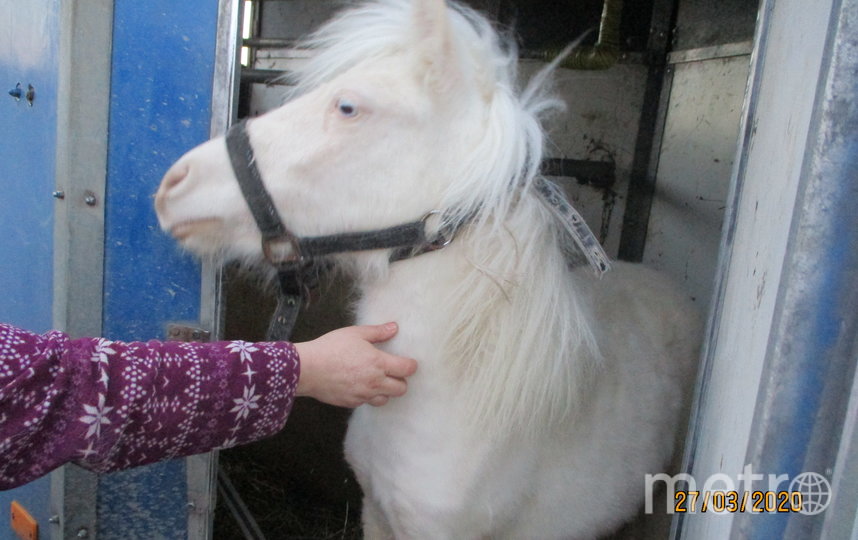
[0,322,299,490]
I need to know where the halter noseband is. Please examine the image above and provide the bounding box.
[225,120,465,339]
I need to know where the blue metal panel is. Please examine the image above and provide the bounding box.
[98,0,219,537]
[103,0,217,341]
[0,0,58,333]
[0,1,60,538]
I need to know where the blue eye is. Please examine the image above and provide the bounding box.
[337,98,358,117]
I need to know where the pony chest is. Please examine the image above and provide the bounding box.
[344,402,495,508]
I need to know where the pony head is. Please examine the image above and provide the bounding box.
[155,0,604,439]
[155,0,556,272]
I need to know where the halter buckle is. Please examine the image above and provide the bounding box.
[262,233,303,266]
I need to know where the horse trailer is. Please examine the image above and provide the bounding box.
[1,0,855,538]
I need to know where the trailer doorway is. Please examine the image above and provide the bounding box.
[210,0,757,538]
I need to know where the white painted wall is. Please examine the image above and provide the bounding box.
[644,54,750,309]
[532,62,648,258]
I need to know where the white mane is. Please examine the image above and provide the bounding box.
[286,0,601,437]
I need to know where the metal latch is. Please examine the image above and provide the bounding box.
[165,322,211,343]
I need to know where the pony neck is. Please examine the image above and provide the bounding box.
[355,195,601,440]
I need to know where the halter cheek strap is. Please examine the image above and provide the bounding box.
[226,120,305,265]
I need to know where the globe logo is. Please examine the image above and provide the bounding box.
[789,472,832,515]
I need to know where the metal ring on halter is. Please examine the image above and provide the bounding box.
[421,210,454,251]
[262,232,303,266]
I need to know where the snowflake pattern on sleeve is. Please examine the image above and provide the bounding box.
[0,322,299,490]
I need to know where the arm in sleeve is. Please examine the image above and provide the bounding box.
[0,322,299,490]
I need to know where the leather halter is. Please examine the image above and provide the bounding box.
[225,120,465,339]
[225,120,610,340]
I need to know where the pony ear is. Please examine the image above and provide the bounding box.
[411,0,460,94]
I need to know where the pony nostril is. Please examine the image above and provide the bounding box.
[155,163,191,219]
[161,163,190,193]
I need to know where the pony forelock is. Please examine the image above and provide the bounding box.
[285,0,571,228]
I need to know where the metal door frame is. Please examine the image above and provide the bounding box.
[674,0,858,536]
[188,0,245,537]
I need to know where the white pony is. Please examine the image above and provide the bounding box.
[155,0,700,537]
